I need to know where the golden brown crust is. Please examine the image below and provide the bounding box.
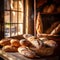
[18,46,36,58]
[0,38,11,46]
[30,45,54,56]
[44,40,57,48]
[27,36,42,49]
[2,45,18,52]
[10,39,20,47]
[19,39,31,47]
[23,34,33,39]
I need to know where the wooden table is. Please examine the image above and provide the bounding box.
[0,50,59,60]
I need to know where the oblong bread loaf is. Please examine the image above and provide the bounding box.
[2,45,18,52]
[18,46,36,58]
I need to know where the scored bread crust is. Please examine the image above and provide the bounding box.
[18,46,36,58]
[27,36,43,49]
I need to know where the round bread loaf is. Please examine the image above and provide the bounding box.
[27,36,42,49]
[20,39,31,47]
[10,39,20,47]
[2,45,18,52]
[18,46,36,58]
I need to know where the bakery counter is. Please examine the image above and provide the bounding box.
[0,50,59,60]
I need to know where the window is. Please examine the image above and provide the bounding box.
[4,0,24,37]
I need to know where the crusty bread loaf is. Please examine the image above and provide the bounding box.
[47,4,55,13]
[44,40,57,48]
[23,34,33,39]
[18,46,36,58]
[46,21,60,34]
[39,37,48,42]
[27,36,42,49]
[30,44,55,56]
[50,24,60,35]
[10,39,20,47]
[29,39,57,56]
[19,39,32,47]
[37,47,54,56]
[2,45,18,52]
[43,5,49,13]
[0,38,11,46]
[36,12,43,34]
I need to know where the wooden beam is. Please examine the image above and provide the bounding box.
[34,0,36,36]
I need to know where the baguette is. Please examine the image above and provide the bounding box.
[18,46,36,58]
[50,24,60,35]
[46,21,59,34]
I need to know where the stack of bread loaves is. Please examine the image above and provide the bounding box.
[0,34,57,58]
[0,38,20,52]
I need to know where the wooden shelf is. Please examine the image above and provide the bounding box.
[40,13,60,15]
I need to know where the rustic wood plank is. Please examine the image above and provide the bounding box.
[0,50,59,60]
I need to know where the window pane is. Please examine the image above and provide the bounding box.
[11,24,17,36]
[4,11,10,23]
[18,12,23,23]
[4,0,24,37]
[4,0,10,10]
[11,11,17,23]
[11,0,17,10]
[18,0,23,11]
[18,24,23,35]
[4,24,10,37]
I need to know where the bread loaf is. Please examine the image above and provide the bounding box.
[43,40,57,48]
[30,45,54,56]
[50,24,60,35]
[19,39,31,47]
[2,45,18,52]
[46,21,60,34]
[47,4,55,13]
[0,38,11,46]
[27,36,42,49]
[23,34,33,39]
[39,37,48,42]
[43,5,49,13]
[18,46,36,58]
[37,47,54,56]
[10,39,20,47]
[36,12,43,35]
[29,39,57,56]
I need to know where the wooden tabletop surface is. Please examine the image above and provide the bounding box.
[0,50,59,60]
